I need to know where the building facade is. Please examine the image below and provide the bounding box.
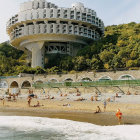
[6,0,104,68]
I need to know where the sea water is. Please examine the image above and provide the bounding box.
[0,116,139,140]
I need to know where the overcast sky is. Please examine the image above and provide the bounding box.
[0,0,140,43]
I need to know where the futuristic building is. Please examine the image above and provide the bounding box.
[6,0,104,68]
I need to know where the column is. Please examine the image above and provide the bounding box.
[24,41,45,68]
[32,42,45,68]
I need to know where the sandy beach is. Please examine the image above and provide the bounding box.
[1,92,140,126]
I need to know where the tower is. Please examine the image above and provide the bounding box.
[6,0,104,68]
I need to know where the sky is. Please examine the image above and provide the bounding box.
[0,0,140,43]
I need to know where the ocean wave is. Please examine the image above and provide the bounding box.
[0,116,139,140]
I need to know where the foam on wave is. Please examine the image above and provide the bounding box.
[0,116,139,140]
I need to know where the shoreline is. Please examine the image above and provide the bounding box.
[1,93,140,126]
[1,103,140,126]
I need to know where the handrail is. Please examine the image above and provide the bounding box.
[32,80,140,89]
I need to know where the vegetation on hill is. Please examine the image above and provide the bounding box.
[0,22,140,76]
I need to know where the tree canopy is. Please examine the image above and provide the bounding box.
[0,22,140,76]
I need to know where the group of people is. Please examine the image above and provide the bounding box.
[27,89,44,107]
[94,100,122,125]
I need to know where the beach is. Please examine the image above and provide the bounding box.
[1,92,140,126]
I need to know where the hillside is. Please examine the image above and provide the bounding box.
[0,22,140,76]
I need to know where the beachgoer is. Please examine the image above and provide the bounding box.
[95,92,98,97]
[103,100,107,112]
[94,106,101,114]
[76,93,81,96]
[51,96,54,99]
[2,98,5,106]
[28,97,32,107]
[95,96,98,101]
[91,96,94,101]
[127,91,131,95]
[63,103,70,106]
[116,109,122,125]
[75,97,85,101]
[34,101,40,107]
[107,98,110,102]
[95,92,98,101]
[42,88,45,94]
[5,88,9,95]
[64,94,67,97]
[28,94,37,99]
[116,93,119,97]
[12,93,17,101]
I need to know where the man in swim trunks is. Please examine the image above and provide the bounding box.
[103,100,107,112]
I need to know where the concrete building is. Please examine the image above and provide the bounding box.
[6,0,104,68]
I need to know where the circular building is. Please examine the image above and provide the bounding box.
[6,0,104,68]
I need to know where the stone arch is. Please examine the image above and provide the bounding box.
[0,81,8,88]
[81,77,92,82]
[99,76,112,81]
[49,79,58,83]
[64,78,73,82]
[35,80,44,84]
[10,81,19,88]
[21,81,31,89]
[118,74,135,80]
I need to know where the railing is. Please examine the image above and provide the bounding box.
[32,80,140,89]
[0,76,19,79]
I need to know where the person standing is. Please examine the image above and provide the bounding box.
[103,100,107,112]
[2,97,5,106]
[116,109,122,125]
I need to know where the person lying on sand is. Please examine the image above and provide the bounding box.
[115,93,121,98]
[63,103,70,106]
[94,106,101,114]
[74,97,85,101]
[134,91,138,95]
[76,93,81,96]
[33,101,44,107]
[46,95,50,99]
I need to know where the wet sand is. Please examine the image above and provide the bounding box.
[1,105,140,126]
[1,95,140,126]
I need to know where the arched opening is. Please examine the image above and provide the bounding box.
[0,81,8,88]
[119,75,134,80]
[35,80,43,84]
[99,76,111,81]
[49,79,58,83]
[64,78,73,82]
[10,81,19,88]
[21,81,31,89]
[81,77,92,82]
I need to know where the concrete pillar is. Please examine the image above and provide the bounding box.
[23,41,45,68]
[32,42,45,68]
